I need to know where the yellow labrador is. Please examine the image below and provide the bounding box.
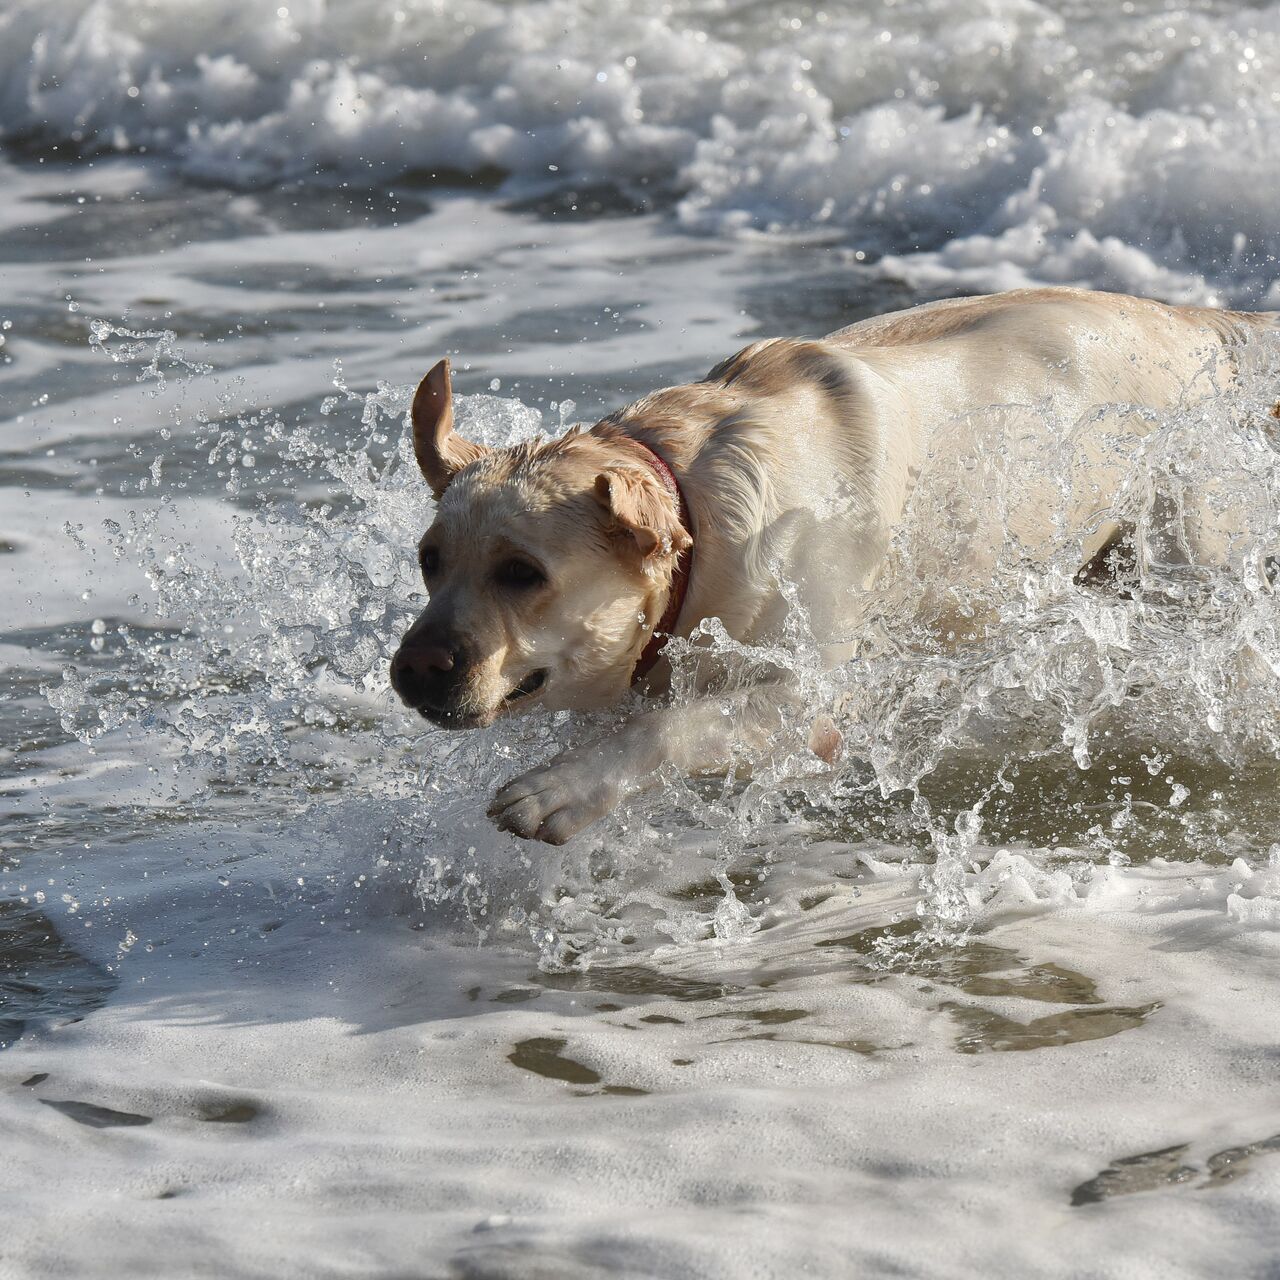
[390,287,1276,843]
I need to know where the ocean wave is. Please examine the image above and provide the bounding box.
[2,0,1278,303]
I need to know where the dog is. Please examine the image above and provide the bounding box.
[389,287,1276,843]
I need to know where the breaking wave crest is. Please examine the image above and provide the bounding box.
[3,0,1279,304]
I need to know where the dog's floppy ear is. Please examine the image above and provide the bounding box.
[594,465,692,560]
[411,358,489,498]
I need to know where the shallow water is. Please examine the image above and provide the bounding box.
[4,1,1280,1276]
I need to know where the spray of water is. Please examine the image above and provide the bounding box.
[43,317,1280,970]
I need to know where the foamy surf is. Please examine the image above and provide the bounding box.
[3,823,1279,1278]
[2,0,1279,304]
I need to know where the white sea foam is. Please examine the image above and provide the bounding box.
[2,0,1278,303]
[3,826,1279,1278]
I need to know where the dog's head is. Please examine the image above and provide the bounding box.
[390,359,691,729]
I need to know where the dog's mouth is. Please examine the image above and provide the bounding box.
[413,669,548,729]
[416,703,485,729]
[503,668,548,706]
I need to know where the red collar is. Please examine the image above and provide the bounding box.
[631,442,693,684]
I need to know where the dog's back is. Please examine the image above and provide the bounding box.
[658,288,1279,646]
[825,286,1277,354]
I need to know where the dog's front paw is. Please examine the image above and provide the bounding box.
[488,754,622,845]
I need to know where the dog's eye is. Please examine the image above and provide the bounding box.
[419,546,440,577]
[494,559,545,589]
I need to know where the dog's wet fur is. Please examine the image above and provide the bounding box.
[391,288,1276,843]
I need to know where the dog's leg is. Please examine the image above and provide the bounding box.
[488,685,797,845]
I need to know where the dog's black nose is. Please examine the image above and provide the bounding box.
[390,641,461,710]
[396,644,454,675]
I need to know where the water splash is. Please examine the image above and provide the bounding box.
[87,317,214,382]
[42,317,1280,968]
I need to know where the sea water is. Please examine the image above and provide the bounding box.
[2,1,1280,1276]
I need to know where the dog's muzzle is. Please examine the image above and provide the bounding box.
[390,641,472,726]
[390,641,548,728]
